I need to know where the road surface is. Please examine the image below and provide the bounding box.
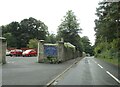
[51,57,119,86]
[0,64,2,87]
[2,56,81,85]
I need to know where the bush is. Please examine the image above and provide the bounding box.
[47,56,58,64]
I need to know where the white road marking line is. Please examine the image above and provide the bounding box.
[97,64,103,69]
[94,61,97,64]
[92,60,97,64]
[12,62,14,63]
[52,81,58,85]
[106,71,120,83]
[7,61,14,63]
[92,59,120,84]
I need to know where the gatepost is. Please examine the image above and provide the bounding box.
[38,40,44,63]
[0,37,7,64]
[58,41,64,62]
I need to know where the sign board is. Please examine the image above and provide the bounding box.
[44,45,57,57]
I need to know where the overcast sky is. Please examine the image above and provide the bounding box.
[0,0,102,45]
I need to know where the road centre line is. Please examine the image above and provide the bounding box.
[97,64,103,69]
[106,71,120,84]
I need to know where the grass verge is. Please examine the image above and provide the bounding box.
[97,57,119,67]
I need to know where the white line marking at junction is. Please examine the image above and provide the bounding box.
[106,71,120,83]
[97,64,103,69]
[7,61,14,63]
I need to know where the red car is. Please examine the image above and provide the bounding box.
[22,49,37,57]
[10,49,23,57]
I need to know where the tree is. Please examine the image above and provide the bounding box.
[27,38,38,48]
[94,2,120,44]
[3,33,17,47]
[81,36,94,56]
[94,2,120,61]
[2,17,48,48]
[2,22,20,47]
[57,10,82,52]
[19,17,48,47]
[46,33,56,44]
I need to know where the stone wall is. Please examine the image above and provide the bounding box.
[38,40,81,63]
[58,42,81,62]
[63,43,75,61]
[0,37,6,64]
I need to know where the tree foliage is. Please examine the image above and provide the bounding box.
[94,2,120,61]
[57,10,83,52]
[94,2,119,44]
[27,38,38,48]
[46,33,56,44]
[81,36,94,56]
[2,17,48,48]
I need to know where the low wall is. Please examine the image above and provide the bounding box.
[38,40,82,63]
[58,42,81,62]
[63,43,75,61]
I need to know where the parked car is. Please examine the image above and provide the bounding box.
[6,50,11,56]
[22,49,37,57]
[10,49,23,57]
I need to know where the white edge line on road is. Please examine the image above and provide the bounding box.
[93,59,120,84]
[97,64,103,69]
[106,71,120,84]
[46,59,79,86]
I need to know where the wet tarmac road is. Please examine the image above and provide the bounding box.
[52,57,119,86]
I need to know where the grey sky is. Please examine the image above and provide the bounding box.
[0,0,102,45]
